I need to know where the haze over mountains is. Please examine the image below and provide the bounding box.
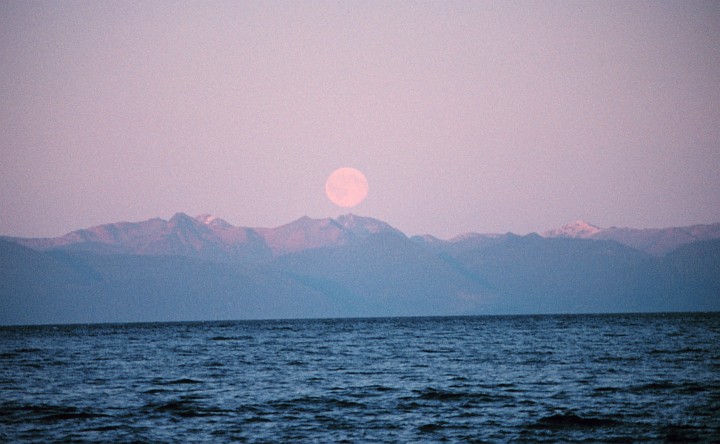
[2,214,719,325]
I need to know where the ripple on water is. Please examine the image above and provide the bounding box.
[1,313,718,442]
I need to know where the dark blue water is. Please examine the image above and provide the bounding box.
[2,313,719,443]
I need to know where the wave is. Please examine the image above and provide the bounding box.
[408,387,514,404]
[153,377,204,385]
[169,378,203,385]
[269,396,366,411]
[530,412,619,429]
[629,381,719,394]
[142,397,232,418]
[0,403,107,423]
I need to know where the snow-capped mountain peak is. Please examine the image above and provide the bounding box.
[196,214,217,224]
[195,214,233,228]
[543,220,602,238]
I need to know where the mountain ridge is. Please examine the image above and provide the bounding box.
[2,212,407,261]
[541,220,720,256]
[2,214,718,325]
[5,214,720,258]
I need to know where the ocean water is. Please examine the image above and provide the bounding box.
[1,313,719,443]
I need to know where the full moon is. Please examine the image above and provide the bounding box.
[325,167,369,208]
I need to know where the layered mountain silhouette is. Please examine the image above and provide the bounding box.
[2,214,719,325]
[541,220,720,256]
[4,213,403,261]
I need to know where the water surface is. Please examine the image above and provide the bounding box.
[2,313,719,442]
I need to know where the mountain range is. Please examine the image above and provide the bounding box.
[2,214,719,325]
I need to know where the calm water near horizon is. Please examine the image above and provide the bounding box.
[2,312,719,443]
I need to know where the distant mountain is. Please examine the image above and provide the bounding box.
[1,215,718,325]
[543,220,603,238]
[411,232,513,255]
[450,234,663,314]
[3,212,402,262]
[4,213,264,261]
[0,238,358,325]
[255,214,402,256]
[542,220,720,256]
[267,231,494,317]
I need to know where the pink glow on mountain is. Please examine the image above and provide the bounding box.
[542,221,603,239]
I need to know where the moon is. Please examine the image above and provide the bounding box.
[325,167,369,208]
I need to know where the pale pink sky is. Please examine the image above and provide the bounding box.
[2,1,719,239]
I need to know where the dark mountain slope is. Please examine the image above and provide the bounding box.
[268,232,496,317]
[2,215,719,325]
[0,241,355,325]
[449,235,666,314]
[658,239,720,311]
[0,240,102,325]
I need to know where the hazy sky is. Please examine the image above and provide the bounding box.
[2,1,719,239]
